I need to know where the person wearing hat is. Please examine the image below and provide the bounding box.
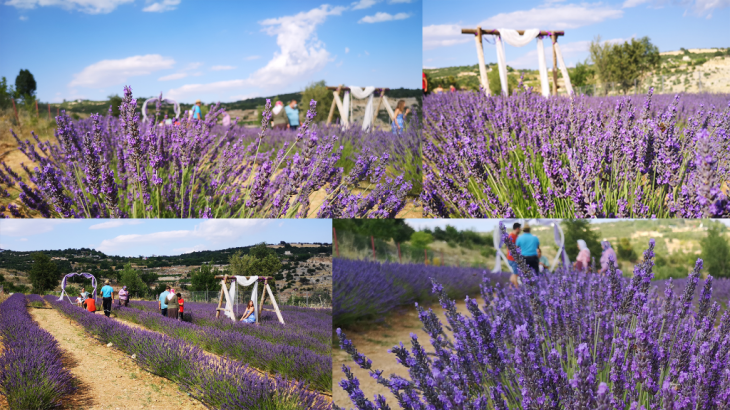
[192,99,202,120]
[118,285,130,307]
[159,285,170,317]
[515,225,541,275]
[100,280,115,317]
[271,101,289,130]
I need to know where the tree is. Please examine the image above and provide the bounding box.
[589,35,613,85]
[590,36,659,94]
[488,68,518,95]
[333,219,415,243]
[410,231,434,249]
[571,61,594,88]
[229,244,282,298]
[15,69,36,99]
[617,238,638,262]
[0,77,14,110]
[561,220,602,262]
[119,263,148,297]
[300,80,333,123]
[108,94,122,117]
[28,252,59,293]
[700,224,730,278]
[189,264,220,292]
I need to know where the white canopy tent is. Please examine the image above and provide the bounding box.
[492,219,570,274]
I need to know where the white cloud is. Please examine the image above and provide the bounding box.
[624,0,730,17]
[96,220,271,253]
[352,0,379,9]
[345,47,350,53]
[245,55,261,61]
[173,244,207,254]
[4,0,133,14]
[19,15,28,20]
[388,0,412,3]
[158,72,187,81]
[423,24,471,50]
[0,220,81,237]
[18,238,28,242]
[142,0,180,12]
[168,5,344,100]
[622,0,651,6]
[69,54,175,88]
[185,62,203,69]
[479,3,623,30]
[210,65,236,71]
[88,220,144,230]
[359,11,410,23]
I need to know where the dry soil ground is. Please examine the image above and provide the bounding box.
[332,297,481,408]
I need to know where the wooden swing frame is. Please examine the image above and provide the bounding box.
[461,27,566,96]
[213,275,285,324]
[325,85,394,128]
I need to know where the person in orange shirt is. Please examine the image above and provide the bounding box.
[82,294,96,313]
[506,222,522,287]
[176,293,184,321]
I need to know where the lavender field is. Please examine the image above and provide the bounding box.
[335,226,730,409]
[422,88,730,218]
[0,86,416,218]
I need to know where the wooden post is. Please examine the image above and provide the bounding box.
[56,107,59,117]
[475,26,489,94]
[258,279,268,323]
[373,88,384,125]
[551,34,558,96]
[11,99,19,125]
[424,249,428,265]
[215,274,227,318]
[397,242,402,263]
[327,85,342,124]
[265,283,285,324]
[333,91,347,127]
[333,227,339,257]
[371,236,376,259]
[47,103,50,121]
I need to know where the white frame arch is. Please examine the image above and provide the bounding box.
[59,272,97,304]
[141,95,181,123]
[492,219,570,274]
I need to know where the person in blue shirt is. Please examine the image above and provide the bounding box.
[285,100,300,131]
[158,286,170,317]
[100,280,115,317]
[192,100,202,120]
[515,226,541,275]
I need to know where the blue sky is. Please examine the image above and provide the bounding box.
[0,219,332,257]
[0,0,421,104]
[424,0,730,69]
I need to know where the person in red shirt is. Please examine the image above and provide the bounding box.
[506,222,522,287]
[82,295,96,313]
[423,72,428,95]
[176,293,184,321]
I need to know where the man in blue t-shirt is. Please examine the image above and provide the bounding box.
[515,226,541,275]
[192,99,202,120]
[285,100,299,130]
[158,286,170,317]
[100,280,115,317]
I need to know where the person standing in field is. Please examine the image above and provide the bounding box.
[515,226,540,275]
[272,101,289,130]
[285,100,300,131]
[505,222,521,286]
[538,248,550,273]
[176,293,184,321]
[192,100,203,120]
[100,280,114,317]
[574,240,591,271]
[159,286,170,317]
[167,287,179,319]
[118,285,129,307]
[82,293,96,313]
[391,100,410,134]
[599,240,616,274]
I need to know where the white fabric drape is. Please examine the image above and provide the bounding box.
[499,28,539,47]
[491,224,511,273]
[494,36,509,95]
[224,276,259,321]
[342,91,350,125]
[554,42,574,95]
[536,37,550,97]
[344,86,376,131]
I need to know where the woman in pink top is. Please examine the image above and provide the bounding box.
[574,240,591,271]
[599,241,617,274]
[118,286,129,307]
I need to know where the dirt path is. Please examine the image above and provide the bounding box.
[333,297,483,408]
[28,306,206,410]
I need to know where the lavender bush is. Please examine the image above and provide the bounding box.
[336,224,730,409]
[333,258,510,326]
[46,296,331,409]
[422,88,730,218]
[0,294,75,409]
[0,86,412,218]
